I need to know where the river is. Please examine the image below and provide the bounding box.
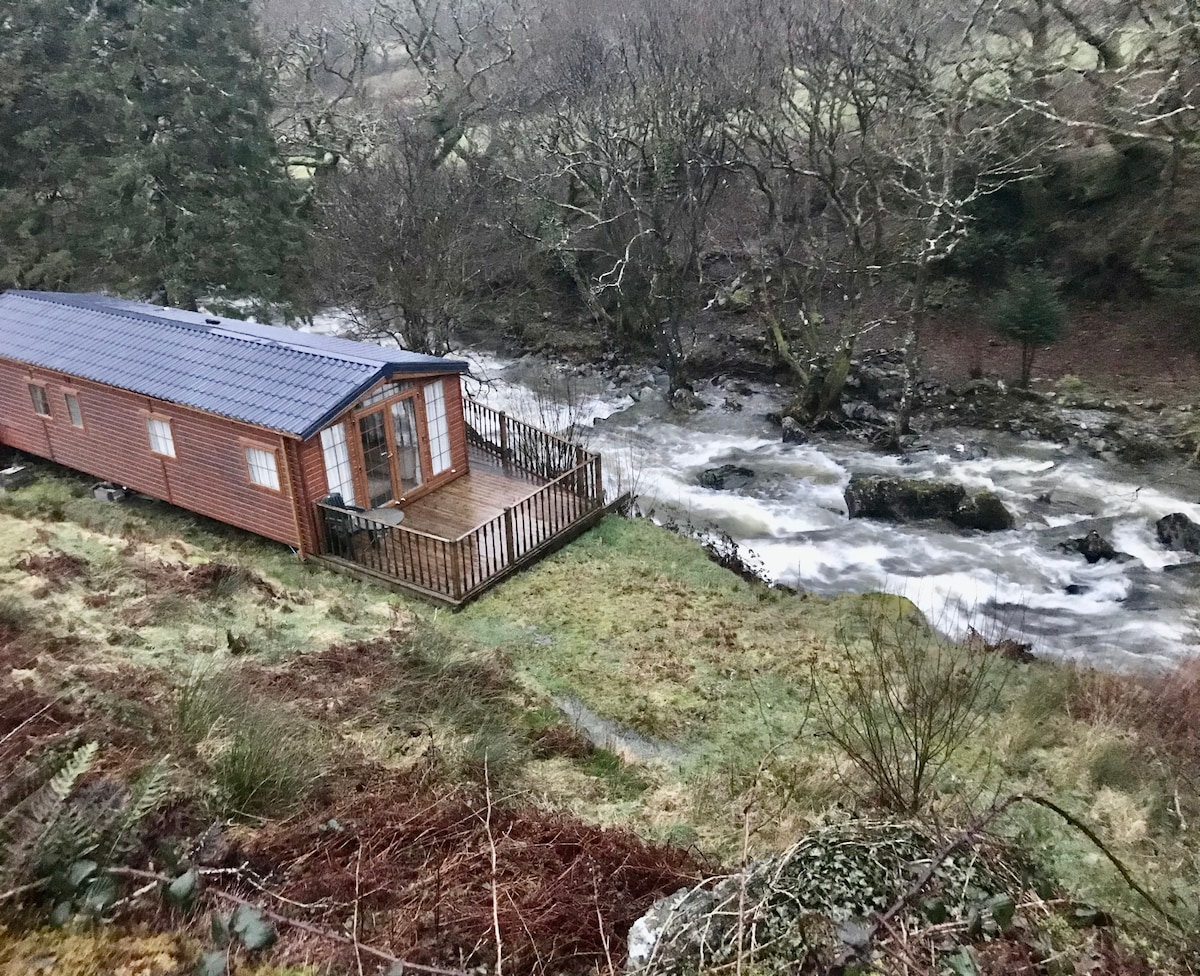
[461,349,1200,671]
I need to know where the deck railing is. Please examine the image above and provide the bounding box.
[315,443,603,604]
[463,398,585,481]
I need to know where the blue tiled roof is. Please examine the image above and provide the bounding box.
[0,291,468,438]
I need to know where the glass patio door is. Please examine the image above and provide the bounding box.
[358,409,395,508]
[390,399,423,495]
[358,396,425,508]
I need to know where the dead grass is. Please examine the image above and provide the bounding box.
[1068,658,1200,778]
[245,772,705,974]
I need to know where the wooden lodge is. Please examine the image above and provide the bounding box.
[0,291,604,604]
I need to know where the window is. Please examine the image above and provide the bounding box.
[319,423,356,505]
[424,379,452,476]
[357,380,414,410]
[245,447,281,490]
[146,417,175,457]
[28,384,50,417]
[64,393,83,428]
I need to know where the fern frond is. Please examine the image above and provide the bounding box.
[0,742,97,887]
[98,756,173,861]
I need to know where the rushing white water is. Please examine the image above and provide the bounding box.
[462,349,1200,671]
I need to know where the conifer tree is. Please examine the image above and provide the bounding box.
[0,0,304,308]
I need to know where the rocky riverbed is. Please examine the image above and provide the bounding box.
[459,345,1200,671]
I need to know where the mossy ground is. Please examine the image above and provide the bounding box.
[2,464,1198,969]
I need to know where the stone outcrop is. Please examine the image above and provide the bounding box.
[845,477,1015,531]
[698,465,755,491]
[1156,513,1200,555]
[1058,530,1119,563]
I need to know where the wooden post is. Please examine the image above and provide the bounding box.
[499,412,509,464]
[594,456,603,504]
[451,539,465,601]
[503,506,517,566]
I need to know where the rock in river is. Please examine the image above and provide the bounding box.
[699,464,755,491]
[846,477,1014,531]
[1156,513,1200,555]
[1058,530,1119,564]
[780,415,808,445]
[845,476,966,522]
[951,489,1016,531]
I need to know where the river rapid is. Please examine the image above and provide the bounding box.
[462,349,1200,672]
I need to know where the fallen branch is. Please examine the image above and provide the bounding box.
[0,878,48,905]
[830,793,1188,972]
[107,867,469,976]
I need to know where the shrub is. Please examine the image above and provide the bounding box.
[1070,658,1200,777]
[987,269,1067,387]
[815,604,1007,814]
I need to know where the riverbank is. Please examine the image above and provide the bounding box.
[456,292,1200,470]
[2,466,1199,972]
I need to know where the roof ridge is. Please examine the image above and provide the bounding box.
[13,290,388,372]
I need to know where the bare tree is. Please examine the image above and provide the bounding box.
[311,119,503,354]
[730,0,1036,430]
[508,0,754,391]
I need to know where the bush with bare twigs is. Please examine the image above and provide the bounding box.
[815,604,1007,814]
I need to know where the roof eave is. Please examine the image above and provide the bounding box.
[294,360,469,441]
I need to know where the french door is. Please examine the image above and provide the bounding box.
[357,398,423,508]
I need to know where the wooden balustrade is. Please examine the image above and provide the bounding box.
[315,448,605,604]
[463,398,584,481]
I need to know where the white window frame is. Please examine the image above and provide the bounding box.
[424,379,452,476]
[28,383,50,417]
[244,446,281,491]
[319,422,356,506]
[64,392,84,428]
[146,417,176,458]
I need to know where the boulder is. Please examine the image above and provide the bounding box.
[843,401,890,425]
[1156,513,1200,555]
[780,416,808,445]
[1058,530,1118,564]
[626,820,1018,974]
[951,490,1016,532]
[671,388,705,412]
[950,443,988,461]
[699,464,755,491]
[845,476,966,522]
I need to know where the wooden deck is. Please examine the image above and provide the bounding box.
[313,402,605,605]
[398,450,545,538]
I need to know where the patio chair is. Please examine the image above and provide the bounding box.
[319,493,379,557]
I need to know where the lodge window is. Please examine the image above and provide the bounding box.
[424,379,452,476]
[64,393,83,428]
[28,384,50,417]
[244,446,281,491]
[146,417,176,457]
[319,423,356,505]
[357,380,415,410]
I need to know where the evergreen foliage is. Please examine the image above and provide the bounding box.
[987,269,1067,387]
[0,0,304,308]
